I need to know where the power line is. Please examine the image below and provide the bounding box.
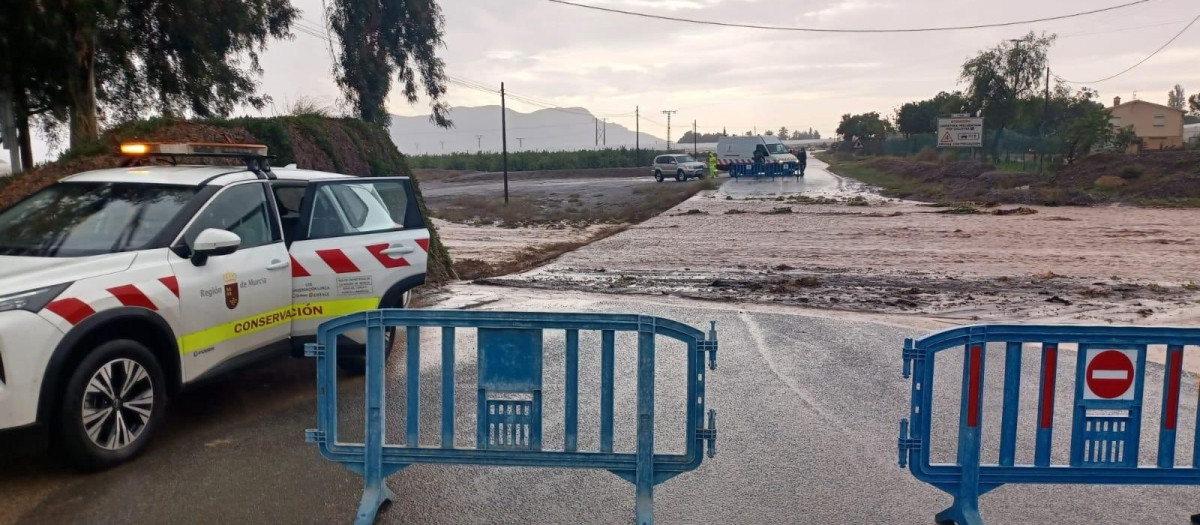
[1058,18,1192,39]
[545,0,1153,33]
[1057,12,1199,83]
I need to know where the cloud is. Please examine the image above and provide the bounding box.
[802,0,894,19]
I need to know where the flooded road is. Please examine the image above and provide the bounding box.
[5,286,1199,525]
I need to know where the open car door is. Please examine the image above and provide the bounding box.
[287,177,429,338]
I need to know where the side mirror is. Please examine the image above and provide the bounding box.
[191,228,241,267]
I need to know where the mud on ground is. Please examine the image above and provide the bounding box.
[479,159,1200,325]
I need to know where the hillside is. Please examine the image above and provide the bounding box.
[818,150,1200,207]
[390,106,664,154]
[0,116,455,282]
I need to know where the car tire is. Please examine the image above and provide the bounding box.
[654,170,664,183]
[676,170,686,182]
[57,339,167,471]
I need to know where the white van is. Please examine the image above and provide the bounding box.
[715,136,799,171]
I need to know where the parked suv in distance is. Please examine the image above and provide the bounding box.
[0,142,430,470]
[652,154,706,182]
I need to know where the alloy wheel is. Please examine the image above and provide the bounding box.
[81,358,155,450]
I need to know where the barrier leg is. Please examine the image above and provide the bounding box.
[634,330,656,525]
[355,321,394,525]
[935,489,983,525]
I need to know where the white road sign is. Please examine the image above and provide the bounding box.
[937,117,983,148]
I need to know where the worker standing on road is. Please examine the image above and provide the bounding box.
[798,147,808,177]
[707,152,718,178]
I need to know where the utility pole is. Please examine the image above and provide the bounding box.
[439,140,445,151]
[475,134,483,152]
[594,118,599,147]
[516,137,525,149]
[635,106,640,165]
[501,82,509,204]
[662,110,677,151]
[603,118,607,146]
[692,120,698,156]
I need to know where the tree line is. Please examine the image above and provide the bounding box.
[407,147,669,172]
[0,0,451,171]
[677,127,821,143]
[834,32,1155,164]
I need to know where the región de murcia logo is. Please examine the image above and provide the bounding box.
[224,271,239,310]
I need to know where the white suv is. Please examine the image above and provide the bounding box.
[0,143,430,469]
[652,154,706,182]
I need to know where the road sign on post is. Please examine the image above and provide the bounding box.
[937,117,983,148]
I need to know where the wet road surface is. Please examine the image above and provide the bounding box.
[715,159,865,199]
[3,286,1199,524]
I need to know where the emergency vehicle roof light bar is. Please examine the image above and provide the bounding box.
[119,142,276,180]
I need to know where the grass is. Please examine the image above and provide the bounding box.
[815,153,945,200]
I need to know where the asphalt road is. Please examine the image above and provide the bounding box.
[3,286,1198,524]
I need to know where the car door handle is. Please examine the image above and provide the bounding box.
[381,245,414,256]
[266,259,290,271]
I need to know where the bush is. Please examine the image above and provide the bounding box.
[914,146,939,162]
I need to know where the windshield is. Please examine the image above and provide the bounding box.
[676,155,696,163]
[765,143,789,154]
[0,182,199,257]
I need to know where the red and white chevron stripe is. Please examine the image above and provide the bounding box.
[44,275,180,326]
[293,238,431,277]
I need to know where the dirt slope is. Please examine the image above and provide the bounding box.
[0,116,455,282]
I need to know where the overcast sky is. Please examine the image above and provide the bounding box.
[26,0,1200,162]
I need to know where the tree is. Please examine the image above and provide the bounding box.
[764,130,774,136]
[961,32,1055,161]
[0,0,67,170]
[1168,84,1186,111]
[1052,88,1111,163]
[1188,93,1200,115]
[18,0,300,147]
[836,112,893,142]
[328,0,451,127]
[894,91,969,137]
[777,126,789,139]
[1109,125,1141,153]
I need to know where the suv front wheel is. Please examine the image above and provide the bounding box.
[675,170,687,182]
[57,339,166,470]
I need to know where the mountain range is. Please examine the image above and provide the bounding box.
[389,106,665,155]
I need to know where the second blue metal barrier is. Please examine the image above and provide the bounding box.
[899,324,1200,525]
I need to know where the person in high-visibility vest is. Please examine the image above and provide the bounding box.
[707,152,718,178]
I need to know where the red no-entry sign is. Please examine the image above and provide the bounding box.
[1084,349,1136,400]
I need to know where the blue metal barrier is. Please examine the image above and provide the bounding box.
[306,309,719,525]
[729,161,800,179]
[899,324,1200,525]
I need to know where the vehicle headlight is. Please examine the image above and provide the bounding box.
[0,283,71,314]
